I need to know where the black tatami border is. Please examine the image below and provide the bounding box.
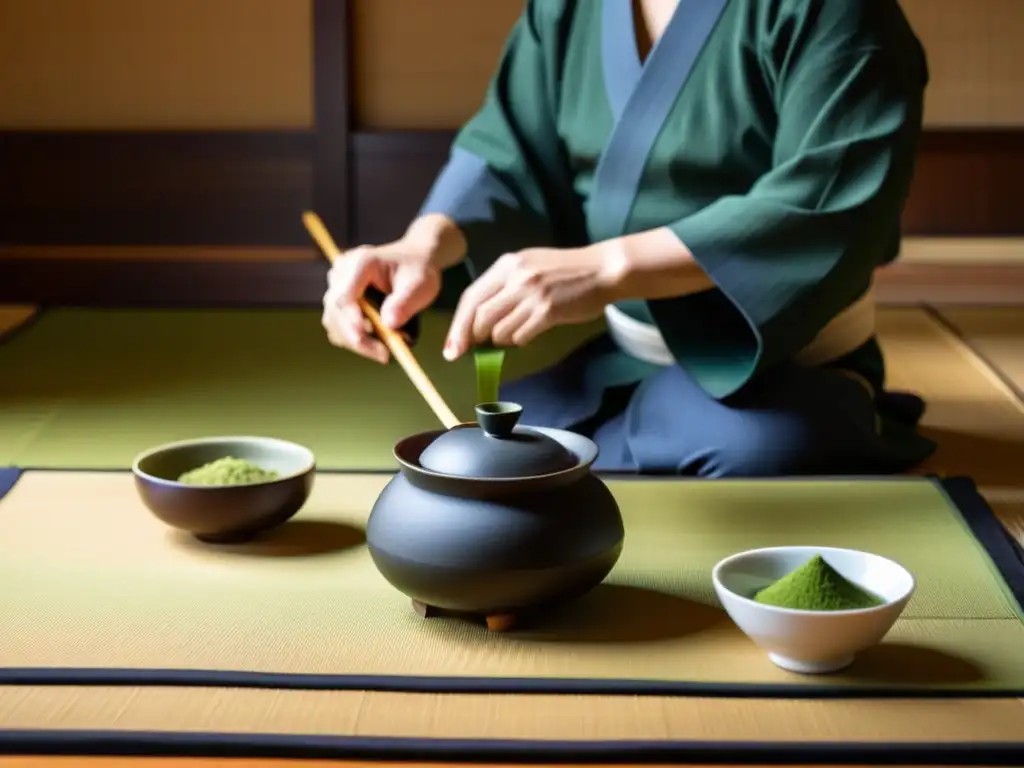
[1,730,1023,766]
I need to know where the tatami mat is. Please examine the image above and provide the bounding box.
[0,308,602,470]
[0,306,1019,475]
[2,471,1022,694]
[916,306,1024,545]
[2,470,1023,759]
[2,686,1023,745]
[937,307,1024,397]
[0,304,36,337]
[877,308,1024,487]
[1,304,1023,547]
[982,487,1024,546]
[2,304,1024,761]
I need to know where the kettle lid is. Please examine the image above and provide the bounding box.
[417,402,578,479]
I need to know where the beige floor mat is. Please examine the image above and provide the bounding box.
[5,471,1023,692]
[904,307,1024,545]
[878,309,1024,488]
[937,307,1024,396]
[2,686,1023,745]
[984,487,1024,547]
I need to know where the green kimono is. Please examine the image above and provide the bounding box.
[420,0,935,476]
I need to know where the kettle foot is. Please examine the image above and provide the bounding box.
[411,599,436,618]
[484,613,517,632]
[410,599,518,631]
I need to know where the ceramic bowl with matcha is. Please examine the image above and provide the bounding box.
[712,546,915,675]
[132,435,316,543]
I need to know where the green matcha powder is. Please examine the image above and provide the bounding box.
[753,554,883,611]
[177,456,279,486]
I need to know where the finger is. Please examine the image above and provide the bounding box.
[510,305,553,347]
[328,249,390,307]
[471,286,520,346]
[380,263,438,329]
[327,303,389,364]
[445,276,502,361]
[324,303,363,350]
[326,247,366,291]
[359,315,393,364]
[348,307,390,363]
[321,308,348,349]
[489,300,535,347]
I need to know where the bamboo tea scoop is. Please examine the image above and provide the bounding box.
[302,211,461,430]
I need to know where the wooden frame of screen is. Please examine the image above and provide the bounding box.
[0,0,1022,306]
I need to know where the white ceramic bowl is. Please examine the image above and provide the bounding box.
[712,546,915,674]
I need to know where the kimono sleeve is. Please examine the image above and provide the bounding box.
[651,2,929,399]
[419,0,580,298]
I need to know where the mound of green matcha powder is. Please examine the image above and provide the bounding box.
[753,554,883,611]
[177,457,279,486]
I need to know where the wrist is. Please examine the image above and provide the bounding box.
[594,228,710,302]
[591,238,633,304]
[404,214,467,271]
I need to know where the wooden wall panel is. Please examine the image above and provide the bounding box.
[901,0,1024,128]
[0,130,315,246]
[2,0,1023,306]
[0,0,313,129]
[351,0,520,129]
[351,0,1024,130]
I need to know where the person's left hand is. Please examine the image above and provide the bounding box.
[443,244,623,360]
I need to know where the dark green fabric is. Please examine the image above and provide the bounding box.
[426,0,928,400]
[656,2,929,397]
[449,0,587,272]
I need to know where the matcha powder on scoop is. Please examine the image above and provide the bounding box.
[753,554,884,611]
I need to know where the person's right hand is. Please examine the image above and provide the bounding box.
[321,237,444,364]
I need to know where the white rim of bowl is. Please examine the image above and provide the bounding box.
[131,435,316,488]
[711,545,916,616]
